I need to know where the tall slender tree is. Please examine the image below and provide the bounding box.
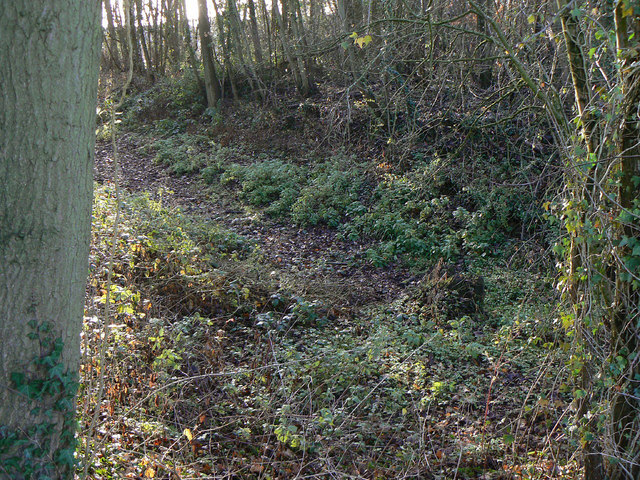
[198,0,222,107]
[104,0,123,70]
[247,0,264,65]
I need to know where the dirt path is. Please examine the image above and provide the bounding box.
[94,135,415,308]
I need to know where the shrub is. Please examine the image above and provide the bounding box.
[151,134,210,175]
[222,159,305,216]
[291,162,363,227]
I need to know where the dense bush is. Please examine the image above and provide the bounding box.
[150,134,209,174]
[200,149,548,267]
[222,159,304,216]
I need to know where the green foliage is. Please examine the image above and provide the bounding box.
[0,321,78,480]
[148,134,210,175]
[238,263,559,474]
[89,66,572,475]
[120,73,205,131]
[207,150,547,268]
[222,159,305,216]
[291,157,363,227]
[341,154,546,266]
[219,152,366,226]
[82,177,569,478]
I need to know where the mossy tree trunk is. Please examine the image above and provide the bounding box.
[0,1,101,478]
[609,4,640,478]
[556,1,640,478]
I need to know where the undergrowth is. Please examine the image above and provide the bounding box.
[84,73,576,478]
[80,183,577,479]
[211,151,549,268]
[109,74,559,271]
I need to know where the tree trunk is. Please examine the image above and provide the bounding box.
[227,0,261,96]
[166,0,182,66]
[0,1,101,478]
[211,0,239,101]
[136,0,156,80]
[556,4,605,479]
[608,5,640,478]
[180,0,205,93]
[474,0,493,89]
[129,1,147,74]
[287,0,312,96]
[198,0,222,107]
[274,0,310,95]
[555,1,640,478]
[558,0,596,154]
[247,0,264,65]
[104,0,123,70]
[292,0,316,91]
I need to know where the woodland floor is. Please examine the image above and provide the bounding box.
[83,94,579,479]
[94,135,412,308]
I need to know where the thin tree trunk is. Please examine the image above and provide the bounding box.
[230,0,265,98]
[136,0,155,80]
[608,5,640,478]
[555,3,605,479]
[273,0,306,94]
[287,0,312,95]
[248,0,264,65]
[292,0,315,88]
[558,0,596,154]
[129,0,146,74]
[474,0,493,88]
[211,0,239,100]
[198,0,222,107]
[167,0,182,65]
[104,0,123,70]
[262,0,275,67]
[150,0,161,73]
[180,0,205,93]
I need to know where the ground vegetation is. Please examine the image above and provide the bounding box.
[4,0,638,478]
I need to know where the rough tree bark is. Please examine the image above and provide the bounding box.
[198,0,222,107]
[0,1,101,478]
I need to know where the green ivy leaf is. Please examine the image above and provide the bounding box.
[10,372,25,387]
